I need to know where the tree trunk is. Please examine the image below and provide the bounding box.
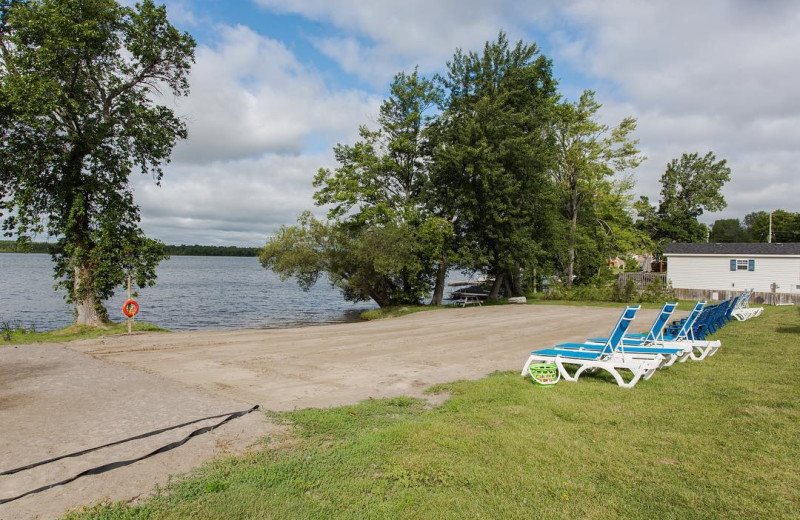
[73,265,105,326]
[431,254,448,306]
[566,190,579,288]
[368,288,392,309]
[511,263,523,296]
[502,274,513,298]
[488,273,504,299]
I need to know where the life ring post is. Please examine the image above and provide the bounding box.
[127,276,131,334]
[123,276,140,332]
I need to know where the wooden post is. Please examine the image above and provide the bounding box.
[127,275,132,334]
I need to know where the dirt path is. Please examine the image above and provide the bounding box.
[1,304,659,519]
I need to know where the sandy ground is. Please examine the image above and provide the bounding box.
[1,304,659,519]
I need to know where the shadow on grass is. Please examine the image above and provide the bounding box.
[776,326,800,334]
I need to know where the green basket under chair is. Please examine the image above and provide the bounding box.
[528,363,560,386]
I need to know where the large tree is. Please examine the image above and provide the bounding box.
[636,152,731,250]
[0,0,195,325]
[709,218,748,243]
[430,32,559,298]
[550,91,645,286]
[262,70,451,308]
[744,210,800,243]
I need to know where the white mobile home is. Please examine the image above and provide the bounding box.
[664,243,800,304]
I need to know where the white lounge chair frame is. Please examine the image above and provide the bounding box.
[520,306,664,389]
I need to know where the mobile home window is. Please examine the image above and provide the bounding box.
[729,259,755,271]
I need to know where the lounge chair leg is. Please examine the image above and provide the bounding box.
[555,358,580,382]
[520,356,534,377]
[572,361,639,388]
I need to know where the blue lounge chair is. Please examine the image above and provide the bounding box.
[567,303,692,366]
[520,306,664,388]
[588,302,678,345]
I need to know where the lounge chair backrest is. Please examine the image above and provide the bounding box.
[644,302,678,343]
[724,296,739,321]
[675,301,706,341]
[735,290,751,310]
[603,305,640,355]
[742,289,752,308]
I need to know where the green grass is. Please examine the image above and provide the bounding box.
[0,321,168,345]
[360,305,448,321]
[64,306,800,519]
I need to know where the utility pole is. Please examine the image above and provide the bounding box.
[768,211,773,243]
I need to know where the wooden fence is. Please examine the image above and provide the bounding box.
[617,272,667,290]
[671,288,800,305]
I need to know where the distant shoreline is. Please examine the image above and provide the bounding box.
[0,240,259,257]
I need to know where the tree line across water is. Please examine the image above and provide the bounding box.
[0,241,259,257]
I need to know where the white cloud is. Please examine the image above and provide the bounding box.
[166,24,379,163]
[136,24,380,244]
[134,153,335,246]
[254,0,551,86]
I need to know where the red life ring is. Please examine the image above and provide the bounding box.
[122,299,139,318]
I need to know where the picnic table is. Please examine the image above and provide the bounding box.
[454,292,484,307]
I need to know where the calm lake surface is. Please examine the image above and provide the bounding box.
[0,254,376,331]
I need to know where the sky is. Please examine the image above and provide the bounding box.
[126,0,800,246]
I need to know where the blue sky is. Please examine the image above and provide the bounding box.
[127,0,800,245]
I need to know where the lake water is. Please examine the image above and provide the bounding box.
[0,254,377,331]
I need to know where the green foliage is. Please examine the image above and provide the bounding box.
[164,244,259,257]
[0,0,195,324]
[636,152,731,251]
[544,280,615,302]
[744,210,800,243]
[610,277,638,302]
[359,305,445,321]
[638,278,676,303]
[262,33,655,307]
[709,218,749,242]
[549,91,647,285]
[0,320,167,344]
[313,68,442,224]
[263,70,451,308]
[546,275,674,304]
[430,32,559,291]
[0,239,53,253]
[260,212,452,307]
[0,240,258,256]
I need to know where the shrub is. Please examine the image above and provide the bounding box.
[544,281,614,302]
[639,278,675,303]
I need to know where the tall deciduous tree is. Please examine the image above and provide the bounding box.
[744,210,800,242]
[262,70,451,308]
[550,91,645,286]
[0,0,195,325]
[431,32,559,298]
[709,218,748,242]
[636,152,731,249]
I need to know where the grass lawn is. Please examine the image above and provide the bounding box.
[0,321,168,345]
[65,306,800,519]
[359,305,446,321]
